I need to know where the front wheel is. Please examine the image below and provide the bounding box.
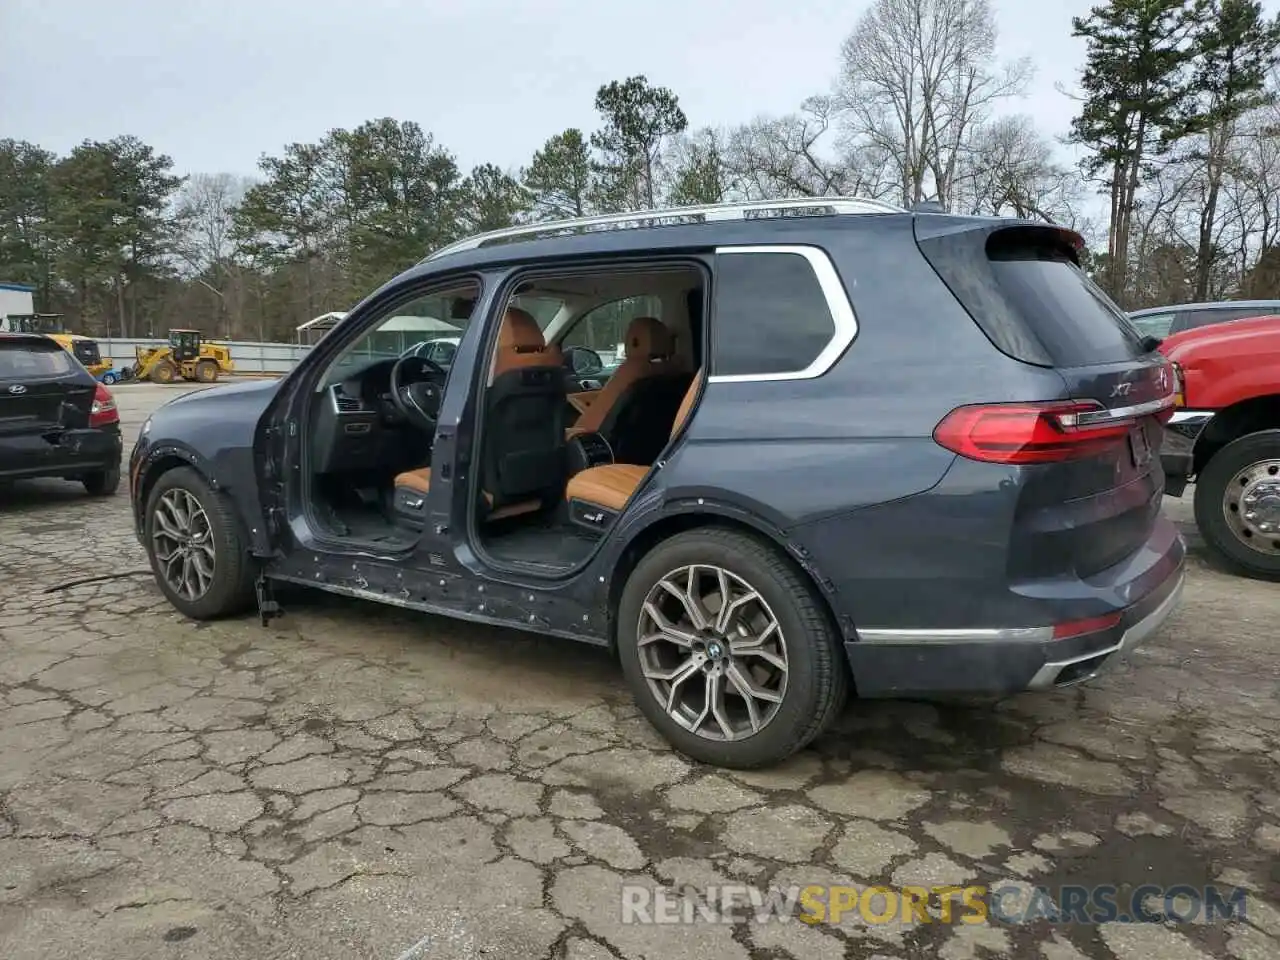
[101,373,117,385]
[143,466,257,618]
[1193,428,1280,580]
[616,528,849,768]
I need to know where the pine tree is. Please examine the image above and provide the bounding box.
[1069,0,1198,302]
[1184,0,1280,299]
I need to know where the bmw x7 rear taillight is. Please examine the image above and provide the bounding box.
[933,400,1142,465]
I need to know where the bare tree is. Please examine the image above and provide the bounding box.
[955,114,1082,222]
[1233,82,1280,254]
[173,173,253,336]
[725,96,895,200]
[836,0,1031,209]
[1127,161,1203,304]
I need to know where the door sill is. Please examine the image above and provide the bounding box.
[297,504,419,558]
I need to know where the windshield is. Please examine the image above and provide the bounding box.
[322,286,564,386]
[336,299,465,367]
[1129,312,1175,339]
[322,285,480,386]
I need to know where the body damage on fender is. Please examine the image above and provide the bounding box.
[130,379,281,554]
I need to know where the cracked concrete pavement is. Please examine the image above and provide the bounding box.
[0,383,1276,960]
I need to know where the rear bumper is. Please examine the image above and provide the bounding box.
[844,517,1186,697]
[1161,410,1213,496]
[0,424,122,481]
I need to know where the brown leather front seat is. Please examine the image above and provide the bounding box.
[491,307,563,377]
[396,466,431,494]
[393,308,567,525]
[565,370,704,514]
[567,316,679,441]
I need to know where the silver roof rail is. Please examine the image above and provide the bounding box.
[423,196,906,261]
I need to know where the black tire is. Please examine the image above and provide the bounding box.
[143,466,257,618]
[101,373,117,385]
[616,527,850,768]
[151,360,177,384]
[195,359,218,383]
[1193,428,1280,580]
[82,465,120,496]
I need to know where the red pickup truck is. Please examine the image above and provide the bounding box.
[1160,314,1280,578]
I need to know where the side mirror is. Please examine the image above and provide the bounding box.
[564,345,604,377]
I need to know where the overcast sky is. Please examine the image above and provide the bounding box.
[2,0,1276,181]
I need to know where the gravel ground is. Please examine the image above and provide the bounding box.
[0,382,1275,960]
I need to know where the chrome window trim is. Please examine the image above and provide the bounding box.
[706,244,857,384]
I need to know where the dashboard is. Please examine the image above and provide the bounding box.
[309,359,428,476]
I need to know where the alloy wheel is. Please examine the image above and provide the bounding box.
[152,488,217,601]
[636,564,789,741]
[1222,458,1280,556]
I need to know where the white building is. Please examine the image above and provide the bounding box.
[0,282,35,331]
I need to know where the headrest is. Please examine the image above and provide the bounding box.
[625,316,674,360]
[498,307,545,352]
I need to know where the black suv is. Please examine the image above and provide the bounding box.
[2,332,122,495]
[129,198,1185,769]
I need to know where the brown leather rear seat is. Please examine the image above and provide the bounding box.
[564,370,703,514]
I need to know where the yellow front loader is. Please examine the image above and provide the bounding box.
[134,329,235,384]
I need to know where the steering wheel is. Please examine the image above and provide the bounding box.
[389,355,448,431]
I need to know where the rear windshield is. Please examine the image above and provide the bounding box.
[917,225,1149,367]
[0,342,77,379]
[987,254,1147,365]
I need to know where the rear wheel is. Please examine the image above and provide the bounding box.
[195,359,218,383]
[143,466,256,618]
[1194,429,1280,579]
[150,360,177,384]
[616,528,849,768]
[82,466,120,496]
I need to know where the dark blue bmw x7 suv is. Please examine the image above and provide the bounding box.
[128,197,1185,768]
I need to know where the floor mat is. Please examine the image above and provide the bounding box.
[332,506,414,546]
[483,523,600,572]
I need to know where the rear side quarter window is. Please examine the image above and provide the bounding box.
[709,247,851,380]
